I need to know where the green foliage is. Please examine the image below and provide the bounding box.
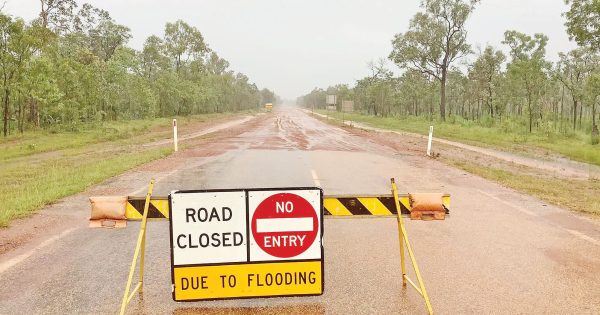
[301,3,600,145]
[318,109,600,167]
[0,4,276,138]
[389,0,479,120]
[564,0,600,50]
[503,31,550,133]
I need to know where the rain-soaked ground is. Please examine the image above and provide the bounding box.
[0,106,599,314]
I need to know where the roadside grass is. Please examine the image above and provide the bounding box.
[0,148,171,227]
[317,110,600,166]
[445,157,600,217]
[0,112,248,227]
[313,109,599,218]
[0,113,237,161]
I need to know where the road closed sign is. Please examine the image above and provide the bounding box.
[169,188,323,301]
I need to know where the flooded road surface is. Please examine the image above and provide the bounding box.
[0,106,599,314]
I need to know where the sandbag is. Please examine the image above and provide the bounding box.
[89,196,127,220]
[408,193,445,220]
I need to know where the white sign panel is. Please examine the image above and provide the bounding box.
[342,100,354,112]
[170,190,247,265]
[326,95,337,105]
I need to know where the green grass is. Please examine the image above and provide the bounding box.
[0,148,171,227]
[446,158,600,217]
[0,112,247,227]
[0,113,239,161]
[318,110,600,166]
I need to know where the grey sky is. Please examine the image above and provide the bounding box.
[5,0,577,99]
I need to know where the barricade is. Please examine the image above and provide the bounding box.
[91,179,449,315]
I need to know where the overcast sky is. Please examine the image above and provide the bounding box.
[4,0,577,99]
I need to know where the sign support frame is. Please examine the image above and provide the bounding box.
[391,178,434,315]
[114,183,442,314]
[119,179,155,315]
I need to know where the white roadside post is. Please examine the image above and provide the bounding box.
[173,119,178,152]
[426,125,433,157]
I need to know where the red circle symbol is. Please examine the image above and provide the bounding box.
[251,193,318,258]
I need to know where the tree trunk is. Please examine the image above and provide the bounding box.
[488,87,494,118]
[440,70,447,121]
[592,102,597,131]
[17,95,23,134]
[3,87,9,137]
[573,98,578,130]
[560,85,565,132]
[579,101,583,129]
[527,93,533,133]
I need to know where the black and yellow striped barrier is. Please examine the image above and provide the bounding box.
[125,197,169,220]
[124,195,450,220]
[114,179,444,315]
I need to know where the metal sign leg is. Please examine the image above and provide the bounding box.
[119,179,155,315]
[391,178,434,315]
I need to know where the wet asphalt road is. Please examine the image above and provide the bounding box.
[0,106,599,314]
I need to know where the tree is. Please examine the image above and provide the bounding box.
[164,20,208,72]
[556,47,595,130]
[140,35,167,79]
[0,15,47,136]
[0,6,273,135]
[205,52,229,75]
[503,31,550,133]
[469,46,505,118]
[564,0,600,50]
[88,19,131,61]
[39,0,76,31]
[398,70,432,116]
[389,0,478,121]
[585,70,600,143]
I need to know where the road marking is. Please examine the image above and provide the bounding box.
[564,228,600,246]
[311,169,321,187]
[476,189,538,217]
[0,227,78,274]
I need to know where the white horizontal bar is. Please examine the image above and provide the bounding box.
[256,217,314,233]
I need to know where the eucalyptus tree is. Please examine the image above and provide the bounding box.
[38,0,76,31]
[205,52,230,75]
[585,70,600,141]
[398,70,432,116]
[0,15,48,136]
[564,0,600,51]
[141,35,168,79]
[502,31,550,132]
[556,47,595,129]
[2,5,272,136]
[164,20,208,72]
[446,70,469,119]
[469,46,505,118]
[389,0,479,121]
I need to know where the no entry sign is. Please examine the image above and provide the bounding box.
[249,191,322,261]
[169,187,323,301]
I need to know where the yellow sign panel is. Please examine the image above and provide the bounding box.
[173,261,323,301]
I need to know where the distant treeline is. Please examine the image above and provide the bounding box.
[1,1,278,136]
[298,0,600,142]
